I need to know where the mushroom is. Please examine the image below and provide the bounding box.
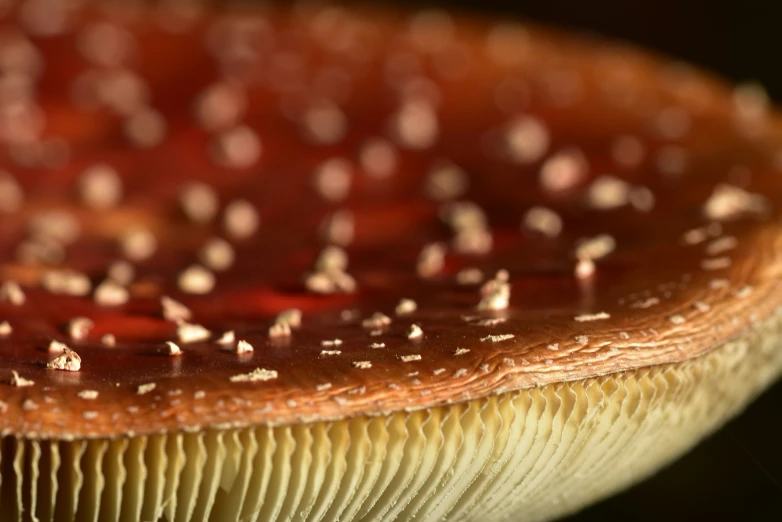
[1,2,782,522]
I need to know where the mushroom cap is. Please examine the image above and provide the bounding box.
[1,1,782,521]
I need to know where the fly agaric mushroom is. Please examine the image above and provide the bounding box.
[1,2,782,522]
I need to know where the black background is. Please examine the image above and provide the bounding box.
[372,0,782,519]
[390,0,782,99]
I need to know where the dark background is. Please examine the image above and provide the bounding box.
[380,0,782,519]
[390,0,782,100]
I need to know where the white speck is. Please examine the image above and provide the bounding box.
[539,147,588,193]
[454,348,470,355]
[9,370,34,387]
[268,321,291,339]
[194,390,205,400]
[276,309,302,329]
[177,322,211,343]
[400,354,421,362]
[161,296,191,322]
[352,360,372,369]
[692,301,711,312]
[28,211,80,244]
[574,312,611,322]
[305,247,357,294]
[319,209,355,246]
[630,298,660,309]
[629,186,656,212]
[0,281,25,305]
[477,271,510,311]
[546,343,559,351]
[180,182,219,223]
[78,390,98,400]
[505,115,550,163]
[216,330,235,345]
[302,100,347,145]
[389,97,439,149]
[47,347,81,372]
[230,368,278,382]
[94,280,129,306]
[316,383,332,391]
[407,324,423,339]
[455,268,484,285]
[481,334,515,342]
[321,339,343,347]
[120,228,157,261]
[178,265,215,294]
[41,270,92,296]
[575,234,616,261]
[101,334,116,347]
[703,184,769,221]
[315,246,348,273]
[235,340,253,354]
[0,321,11,337]
[441,201,493,255]
[668,314,686,325]
[223,199,260,240]
[67,317,95,341]
[454,368,468,378]
[164,341,183,356]
[578,259,597,282]
[211,125,262,169]
[417,241,447,278]
[48,340,69,353]
[682,226,711,245]
[313,157,352,202]
[199,237,235,271]
[369,342,385,349]
[395,298,417,315]
[574,335,589,346]
[320,349,342,356]
[709,279,729,289]
[523,206,562,238]
[424,161,469,201]
[701,257,731,271]
[124,107,167,148]
[304,270,357,294]
[360,137,398,178]
[107,260,134,285]
[586,175,631,210]
[734,286,753,298]
[452,225,493,256]
[362,312,392,329]
[137,383,156,395]
[80,163,123,209]
[705,236,738,256]
[195,80,246,131]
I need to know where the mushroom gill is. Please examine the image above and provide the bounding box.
[1,1,782,521]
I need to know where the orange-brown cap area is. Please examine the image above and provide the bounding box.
[1,1,782,439]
